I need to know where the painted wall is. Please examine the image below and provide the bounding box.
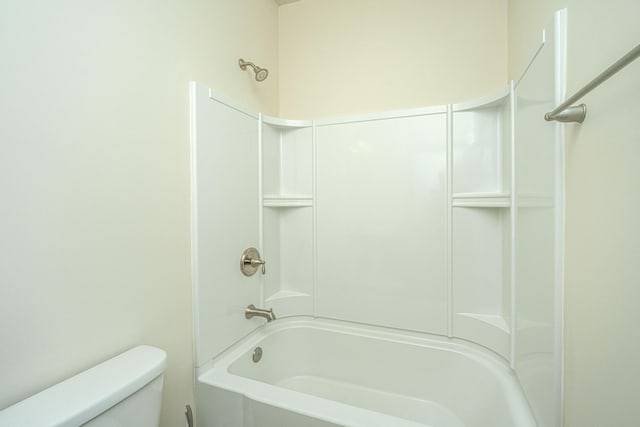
[278,0,508,119]
[509,1,640,425]
[0,1,278,426]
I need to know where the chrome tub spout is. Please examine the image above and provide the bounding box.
[245,304,276,322]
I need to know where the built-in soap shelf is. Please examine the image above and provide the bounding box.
[263,194,313,207]
[456,312,510,332]
[452,192,510,207]
[261,117,315,318]
[452,204,511,359]
[262,115,312,129]
[266,289,310,300]
[451,87,512,360]
[264,290,314,317]
[454,312,511,358]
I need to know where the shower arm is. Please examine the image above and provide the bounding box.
[239,59,258,72]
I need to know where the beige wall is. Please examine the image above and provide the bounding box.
[279,0,508,119]
[510,1,640,426]
[0,1,277,426]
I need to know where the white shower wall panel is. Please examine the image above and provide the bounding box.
[190,84,262,366]
[316,114,447,334]
[512,11,565,427]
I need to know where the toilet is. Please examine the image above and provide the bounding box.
[0,345,167,426]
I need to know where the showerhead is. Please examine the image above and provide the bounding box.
[255,68,268,82]
[239,58,269,82]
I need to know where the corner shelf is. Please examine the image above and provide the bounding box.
[263,194,313,207]
[261,117,315,318]
[454,312,511,358]
[452,192,511,208]
[451,88,513,360]
[262,115,313,129]
[266,289,311,301]
[456,312,510,333]
[265,290,314,318]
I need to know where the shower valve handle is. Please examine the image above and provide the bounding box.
[240,247,266,276]
[247,258,266,274]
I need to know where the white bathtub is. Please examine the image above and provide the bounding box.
[196,318,535,427]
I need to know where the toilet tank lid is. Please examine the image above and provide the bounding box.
[0,345,167,427]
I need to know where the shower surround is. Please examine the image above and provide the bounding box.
[191,11,565,427]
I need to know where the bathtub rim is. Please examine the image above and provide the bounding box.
[198,316,513,372]
[197,316,535,427]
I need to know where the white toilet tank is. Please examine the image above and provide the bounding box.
[0,345,167,427]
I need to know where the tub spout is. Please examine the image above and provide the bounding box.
[245,304,276,322]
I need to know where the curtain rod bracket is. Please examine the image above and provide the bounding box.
[544,104,587,123]
[544,42,640,124]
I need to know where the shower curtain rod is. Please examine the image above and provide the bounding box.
[545,41,640,123]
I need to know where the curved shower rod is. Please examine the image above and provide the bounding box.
[545,42,640,123]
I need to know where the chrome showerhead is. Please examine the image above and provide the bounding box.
[239,58,269,82]
[255,67,268,82]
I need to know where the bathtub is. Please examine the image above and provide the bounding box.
[196,318,535,427]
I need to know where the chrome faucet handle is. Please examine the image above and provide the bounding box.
[248,258,266,274]
[240,247,266,276]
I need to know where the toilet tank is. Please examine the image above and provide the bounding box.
[0,345,167,427]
